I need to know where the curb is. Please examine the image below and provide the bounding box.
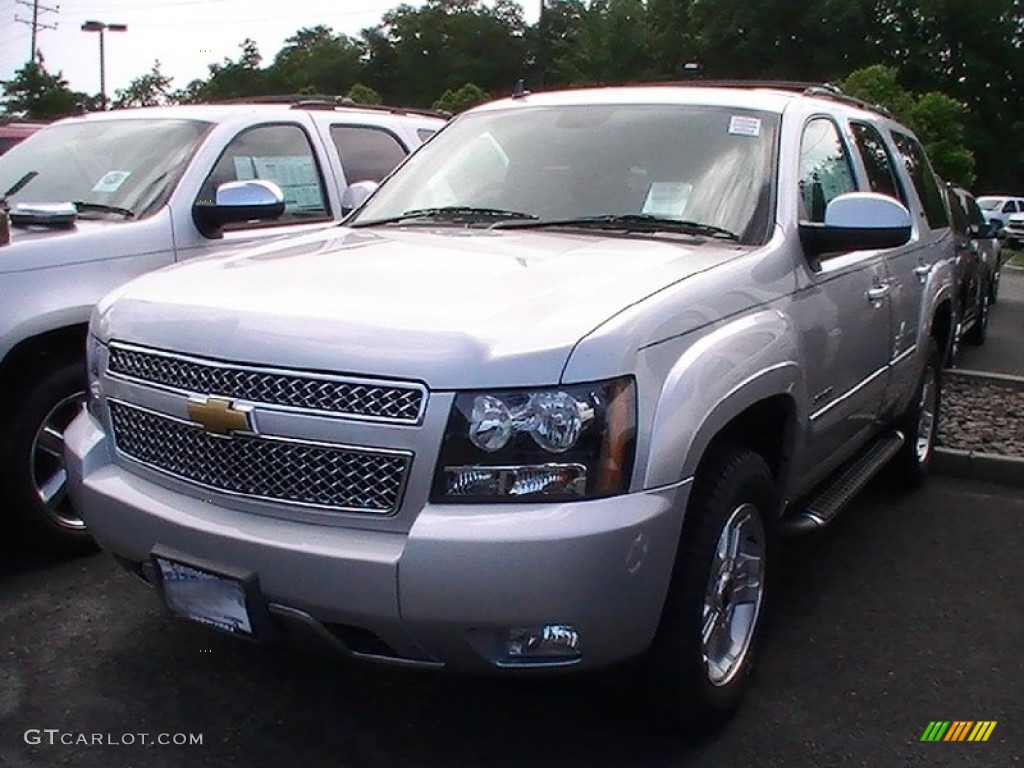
[944,368,1024,391]
[933,447,1024,488]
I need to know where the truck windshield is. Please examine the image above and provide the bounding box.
[350,103,779,244]
[0,118,211,219]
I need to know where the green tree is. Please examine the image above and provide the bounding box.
[346,83,383,105]
[113,60,174,108]
[841,64,975,186]
[432,82,488,112]
[1,58,78,118]
[361,0,527,107]
[199,38,268,100]
[266,26,364,95]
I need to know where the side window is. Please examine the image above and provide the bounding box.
[947,190,968,233]
[964,195,985,228]
[890,131,949,229]
[416,128,437,143]
[798,118,856,222]
[850,122,905,204]
[1002,200,1016,214]
[331,126,408,184]
[199,124,329,227]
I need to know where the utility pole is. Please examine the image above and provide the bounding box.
[14,0,59,62]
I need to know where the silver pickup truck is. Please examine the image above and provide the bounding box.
[66,83,955,731]
[0,99,444,553]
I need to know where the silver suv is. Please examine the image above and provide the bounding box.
[67,83,955,730]
[0,99,444,553]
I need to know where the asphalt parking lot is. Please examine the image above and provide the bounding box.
[1,475,1021,768]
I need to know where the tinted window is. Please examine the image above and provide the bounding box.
[798,118,856,222]
[960,192,985,228]
[331,126,407,184]
[850,122,904,203]
[1002,200,1016,213]
[890,131,948,229]
[417,128,437,142]
[947,188,968,232]
[199,124,328,227]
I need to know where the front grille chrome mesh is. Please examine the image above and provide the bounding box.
[109,401,409,514]
[107,344,425,423]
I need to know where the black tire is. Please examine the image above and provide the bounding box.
[963,287,989,346]
[0,360,96,556]
[888,338,941,489]
[989,266,1000,305]
[645,444,777,734]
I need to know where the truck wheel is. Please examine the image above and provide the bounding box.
[0,360,96,555]
[889,339,941,488]
[645,444,776,733]
[963,288,989,346]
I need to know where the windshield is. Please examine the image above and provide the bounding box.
[976,198,1001,211]
[350,104,779,243]
[0,118,211,218]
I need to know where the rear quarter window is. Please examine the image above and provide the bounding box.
[890,131,949,230]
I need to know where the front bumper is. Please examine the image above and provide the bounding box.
[66,411,690,672]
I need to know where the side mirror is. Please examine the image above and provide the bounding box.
[799,192,912,258]
[341,180,379,216]
[193,179,286,237]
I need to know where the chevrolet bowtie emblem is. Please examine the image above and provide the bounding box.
[187,396,252,435]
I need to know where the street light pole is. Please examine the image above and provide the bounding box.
[81,20,128,110]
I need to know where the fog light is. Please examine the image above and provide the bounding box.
[444,464,587,498]
[507,624,582,659]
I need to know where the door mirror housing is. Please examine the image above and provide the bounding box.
[193,179,286,238]
[799,192,912,258]
[341,180,379,216]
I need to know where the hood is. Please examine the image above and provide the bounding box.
[0,216,160,274]
[96,226,745,389]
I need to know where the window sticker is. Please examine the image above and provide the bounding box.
[92,170,131,193]
[232,156,323,211]
[728,116,762,137]
[642,182,693,218]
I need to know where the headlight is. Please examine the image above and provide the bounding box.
[86,334,104,419]
[431,377,636,503]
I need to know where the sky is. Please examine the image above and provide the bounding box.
[0,0,539,99]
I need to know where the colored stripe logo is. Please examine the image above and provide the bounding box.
[921,721,997,742]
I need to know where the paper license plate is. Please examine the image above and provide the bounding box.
[155,557,253,636]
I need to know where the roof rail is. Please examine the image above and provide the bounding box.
[642,79,895,119]
[203,94,450,120]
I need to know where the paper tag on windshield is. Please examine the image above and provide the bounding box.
[92,171,131,193]
[728,116,762,137]
[642,182,692,217]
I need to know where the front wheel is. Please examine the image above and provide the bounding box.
[645,444,777,733]
[0,360,96,555]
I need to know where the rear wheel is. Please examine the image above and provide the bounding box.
[645,445,777,733]
[0,360,95,555]
[963,287,989,346]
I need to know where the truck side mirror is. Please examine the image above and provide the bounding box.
[193,180,286,238]
[800,192,912,258]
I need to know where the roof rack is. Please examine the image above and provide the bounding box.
[204,94,450,120]
[640,79,894,119]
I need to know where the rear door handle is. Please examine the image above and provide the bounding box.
[914,263,933,280]
[865,284,892,302]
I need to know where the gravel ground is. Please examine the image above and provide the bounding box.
[938,375,1024,456]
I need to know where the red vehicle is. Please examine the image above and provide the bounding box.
[0,120,48,155]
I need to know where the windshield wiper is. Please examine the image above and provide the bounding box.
[493,213,740,240]
[3,171,38,199]
[72,201,135,219]
[351,206,538,227]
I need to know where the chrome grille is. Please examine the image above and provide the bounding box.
[109,401,410,514]
[107,343,425,423]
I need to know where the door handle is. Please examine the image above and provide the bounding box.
[914,263,933,281]
[865,284,892,302]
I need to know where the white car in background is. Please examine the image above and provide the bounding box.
[976,194,1024,233]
